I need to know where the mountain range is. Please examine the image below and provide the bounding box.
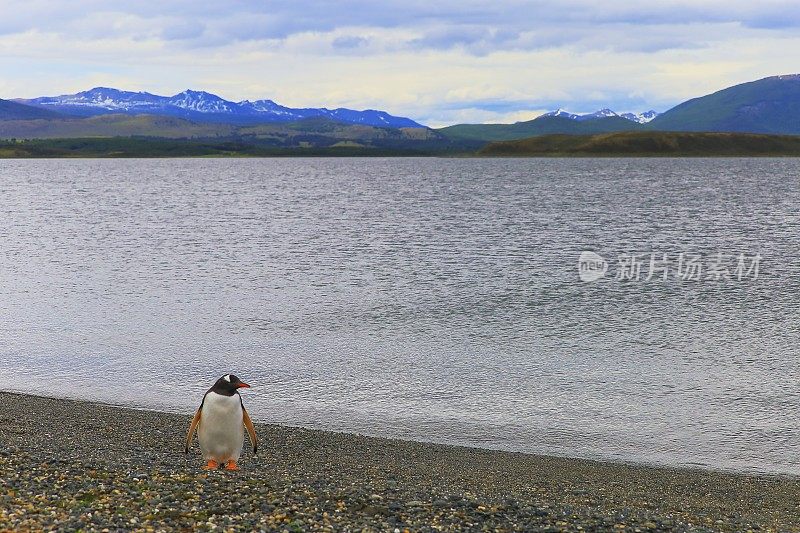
[5,87,661,128]
[2,74,800,148]
[542,108,660,124]
[11,87,423,128]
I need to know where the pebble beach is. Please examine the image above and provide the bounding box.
[1,392,798,532]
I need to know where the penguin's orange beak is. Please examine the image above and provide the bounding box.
[237,382,251,389]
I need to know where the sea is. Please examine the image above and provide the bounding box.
[1,157,798,475]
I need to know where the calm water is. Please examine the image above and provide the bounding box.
[1,157,798,475]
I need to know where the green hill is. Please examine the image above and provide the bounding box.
[479,131,800,156]
[0,99,64,120]
[648,75,800,134]
[438,115,640,141]
[0,114,235,139]
[0,113,467,151]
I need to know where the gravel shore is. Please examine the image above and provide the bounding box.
[1,392,798,532]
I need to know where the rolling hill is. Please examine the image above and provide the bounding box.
[0,113,469,153]
[438,115,642,141]
[646,74,800,134]
[0,114,235,139]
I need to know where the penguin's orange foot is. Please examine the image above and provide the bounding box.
[225,460,239,471]
[202,460,219,470]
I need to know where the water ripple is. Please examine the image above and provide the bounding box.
[0,157,798,475]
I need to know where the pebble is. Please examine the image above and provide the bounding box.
[1,392,798,532]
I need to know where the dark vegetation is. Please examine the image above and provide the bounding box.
[0,136,476,157]
[479,131,800,156]
[4,131,800,158]
[0,113,482,156]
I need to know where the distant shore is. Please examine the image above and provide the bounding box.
[1,392,799,532]
[479,131,800,157]
[5,132,800,158]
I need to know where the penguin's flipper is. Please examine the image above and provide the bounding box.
[243,407,258,455]
[185,408,202,454]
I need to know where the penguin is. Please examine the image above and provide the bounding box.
[185,374,258,470]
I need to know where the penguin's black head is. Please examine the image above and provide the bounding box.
[211,374,251,396]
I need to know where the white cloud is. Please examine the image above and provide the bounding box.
[1,1,799,125]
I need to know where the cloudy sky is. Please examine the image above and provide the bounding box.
[1,1,799,126]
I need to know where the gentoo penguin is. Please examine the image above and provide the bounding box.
[185,374,258,470]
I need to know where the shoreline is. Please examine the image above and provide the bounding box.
[2,388,793,481]
[2,392,799,531]
[4,153,800,159]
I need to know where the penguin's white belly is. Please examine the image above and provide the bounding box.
[198,392,244,462]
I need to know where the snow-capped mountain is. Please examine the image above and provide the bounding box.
[619,110,660,124]
[542,108,579,120]
[167,90,238,114]
[575,108,619,121]
[542,107,660,124]
[14,87,424,128]
[24,87,163,110]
